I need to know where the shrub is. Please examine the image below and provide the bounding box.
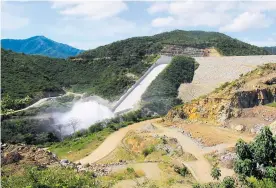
[211,165,221,180]
[174,166,189,177]
[126,167,135,174]
[1,166,100,188]
[142,145,155,156]
[221,176,235,188]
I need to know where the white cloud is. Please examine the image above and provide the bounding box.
[1,2,29,30]
[152,17,174,27]
[219,12,272,32]
[148,1,276,32]
[51,1,127,20]
[150,1,233,28]
[147,2,169,14]
[48,16,157,50]
[238,1,276,12]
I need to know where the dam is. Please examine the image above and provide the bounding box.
[113,55,276,113]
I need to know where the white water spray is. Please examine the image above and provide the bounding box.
[54,100,114,135]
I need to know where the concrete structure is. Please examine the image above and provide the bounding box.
[113,55,172,114]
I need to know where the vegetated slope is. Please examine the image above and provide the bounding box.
[1,30,269,112]
[78,30,268,59]
[166,63,276,124]
[264,46,276,54]
[1,36,83,58]
[141,56,197,115]
[1,49,157,112]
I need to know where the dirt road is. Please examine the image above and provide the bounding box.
[154,123,233,183]
[78,119,236,183]
[78,119,159,164]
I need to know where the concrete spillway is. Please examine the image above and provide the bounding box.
[114,55,276,114]
[113,55,172,114]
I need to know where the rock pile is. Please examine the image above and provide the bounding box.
[1,143,59,166]
[220,152,237,169]
[139,123,157,133]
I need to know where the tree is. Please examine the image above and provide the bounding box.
[234,126,276,181]
[211,165,221,180]
[221,176,235,188]
[252,127,275,166]
[67,118,80,133]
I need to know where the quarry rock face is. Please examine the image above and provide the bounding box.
[161,45,205,57]
[166,64,276,124]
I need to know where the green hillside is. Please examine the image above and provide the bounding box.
[142,56,197,115]
[264,46,276,54]
[1,30,269,112]
[1,49,156,113]
[79,30,268,58]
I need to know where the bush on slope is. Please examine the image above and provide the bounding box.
[142,56,197,115]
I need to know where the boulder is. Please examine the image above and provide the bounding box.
[234,125,245,132]
[2,151,22,165]
[60,159,69,166]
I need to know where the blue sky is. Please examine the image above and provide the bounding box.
[1,0,276,50]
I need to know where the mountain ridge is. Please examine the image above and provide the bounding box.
[1,36,83,58]
[78,30,269,59]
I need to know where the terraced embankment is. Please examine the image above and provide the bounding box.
[179,55,276,102]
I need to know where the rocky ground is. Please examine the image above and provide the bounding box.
[178,56,276,103]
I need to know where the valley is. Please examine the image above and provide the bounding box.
[1,29,276,188]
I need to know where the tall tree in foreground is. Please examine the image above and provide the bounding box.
[234,127,276,181]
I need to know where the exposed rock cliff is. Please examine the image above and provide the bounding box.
[166,63,276,124]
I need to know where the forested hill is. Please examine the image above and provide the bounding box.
[1,48,157,113]
[264,46,276,54]
[78,30,269,59]
[0,30,270,113]
[1,36,83,58]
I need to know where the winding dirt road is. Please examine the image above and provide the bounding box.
[78,119,158,164]
[78,119,236,183]
[154,123,233,183]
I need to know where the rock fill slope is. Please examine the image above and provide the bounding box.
[179,55,276,103]
[169,63,276,124]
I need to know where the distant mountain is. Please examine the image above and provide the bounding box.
[264,46,276,55]
[1,36,83,58]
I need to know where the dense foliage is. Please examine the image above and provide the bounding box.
[1,49,157,112]
[142,56,196,115]
[1,118,59,145]
[1,36,83,58]
[234,127,276,181]
[2,166,99,188]
[264,46,276,55]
